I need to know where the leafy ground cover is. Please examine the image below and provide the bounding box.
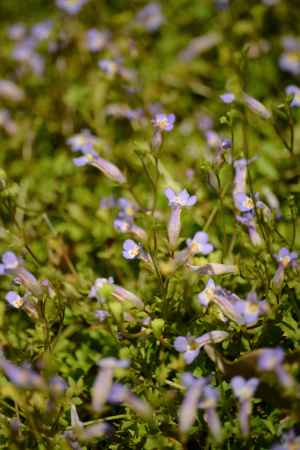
[0,0,300,449]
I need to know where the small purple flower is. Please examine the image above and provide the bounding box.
[178,374,207,434]
[199,386,222,441]
[236,211,262,246]
[135,3,164,32]
[243,93,272,119]
[273,248,298,288]
[89,277,114,302]
[174,331,228,364]
[279,51,300,75]
[234,292,269,327]
[258,348,294,388]
[0,356,45,389]
[5,291,24,309]
[56,0,88,14]
[98,59,119,76]
[164,188,197,249]
[231,376,259,436]
[271,430,300,450]
[198,279,216,307]
[275,248,298,268]
[188,262,237,276]
[89,276,144,308]
[234,192,264,213]
[92,358,129,412]
[165,188,197,208]
[174,336,201,364]
[122,239,141,260]
[233,158,255,198]
[186,231,214,256]
[220,92,236,103]
[109,383,152,417]
[70,142,127,184]
[49,375,67,396]
[286,85,300,107]
[114,215,147,241]
[31,20,53,41]
[152,113,176,132]
[67,129,99,152]
[85,29,109,52]
[205,130,221,148]
[95,309,110,322]
[231,376,259,401]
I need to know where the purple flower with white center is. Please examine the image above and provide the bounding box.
[70,144,127,184]
[0,251,42,296]
[56,0,88,14]
[114,214,147,241]
[135,3,164,32]
[234,192,264,213]
[174,331,228,364]
[118,198,138,217]
[31,20,53,41]
[122,239,141,260]
[67,129,99,152]
[178,374,207,434]
[286,85,300,107]
[273,248,298,288]
[85,29,109,52]
[271,430,300,450]
[243,93,272,119]
[234,292,269,327]
[0,251,19,272]
[98,59,119,76]
[186,231,214,256]
[258,348,294,388]
[5,291,24,309]
[164,188,197,249]
[275,248,298,268]
[279,51,300,75]
[198,280,245,324]
[220,92,236,103]
[92,358,129,412]
[199,386,222,441]
[231,376,259,436]
[165,188,197,208]
[152,113,175,132]
[198,279,216,307]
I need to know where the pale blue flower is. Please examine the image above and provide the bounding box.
[220,92,235,103]
[286,85,300,107]
[186,231,214,255]
[56,0,88,14]
[136,3,164,32]
[152,113,175,131]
